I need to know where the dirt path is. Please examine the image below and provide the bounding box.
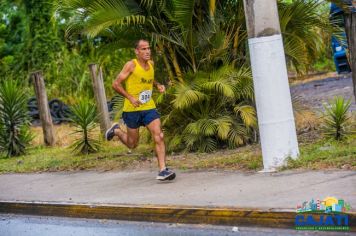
[290,74,356,111]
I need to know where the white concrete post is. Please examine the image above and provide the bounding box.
[243,0,299,171]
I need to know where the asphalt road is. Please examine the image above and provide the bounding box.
[0,214,352,236]
[290,75,355,111]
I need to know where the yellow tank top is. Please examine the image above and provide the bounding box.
[123,59,156,112]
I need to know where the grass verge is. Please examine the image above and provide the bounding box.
[282,136,356,170]
[0,134,354,173]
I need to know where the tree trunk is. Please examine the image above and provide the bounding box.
[344,12,356,100]
[167,46,184,83]
[31,71,55,146]
[88,64,111,136]
[157,42,175,84]
[233,26,241,59]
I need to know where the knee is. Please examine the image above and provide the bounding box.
[127,140,138,149]
[153,132,164,144]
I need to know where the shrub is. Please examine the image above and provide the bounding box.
[322,96,354,140]
[158,65,257,152]
[69,99,100,154]
[0,80,33,157]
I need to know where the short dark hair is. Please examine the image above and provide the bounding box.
[135,39,149,49]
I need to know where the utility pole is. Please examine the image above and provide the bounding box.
[344,1,356,99]
[243,0,299,171]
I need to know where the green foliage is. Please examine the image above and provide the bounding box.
[47,48,92,101]
[56,0,332,81]
[0,0,339,155]
[23,0,63,73]
[0,80,33,157]
[322,96,354,140]
[55,0,244,79]
[56,1,259,153]
[283,136,356,170]
[69,99,101,154]
[1,0,128,102]
[160,65,256,152]
[0,1,28,80]
[311,56,335,72]
[0,0,67,83]
[279,0,332,73]
[109,94,125,121]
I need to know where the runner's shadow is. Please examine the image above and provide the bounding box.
[156,180,176,184]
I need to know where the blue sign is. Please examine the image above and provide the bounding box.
[295,214,349,231]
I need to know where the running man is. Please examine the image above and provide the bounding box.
[105,39,176,181]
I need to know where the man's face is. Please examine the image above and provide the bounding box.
[135,40,151,61]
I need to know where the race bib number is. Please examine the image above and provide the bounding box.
[139,90,152,104]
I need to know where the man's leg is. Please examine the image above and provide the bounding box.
[113,127,139,149]
[146,118,166,171]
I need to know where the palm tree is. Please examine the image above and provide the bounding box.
[55,0,332,80]
[159,65,256,152]
[55,0,332,152]
[55,0,198,81]
[278,0,331,73]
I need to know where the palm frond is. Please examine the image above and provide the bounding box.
[278,0,331,72]
[56,0,145,37]
[171,83,207,109]
[166,134,183,152]
[171,0,195,28]
[228,124,248,148]
[197,137,217,152]
[231,67,254,100]
[216,116,233,140]
[184,119,215,136]
[234,103,257,127]
[200,65,235,98]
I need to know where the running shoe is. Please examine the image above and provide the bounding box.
[105,123,119,141]
[156,168,176,181]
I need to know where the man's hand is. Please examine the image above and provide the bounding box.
[156,84,166,93]
[128,96,142,107]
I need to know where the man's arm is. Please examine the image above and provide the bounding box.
[154,80,166,93]
[112,61,141,107]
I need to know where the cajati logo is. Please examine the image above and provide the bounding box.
[295,197,351,231]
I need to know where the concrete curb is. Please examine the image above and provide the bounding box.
[0,201,354,231]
